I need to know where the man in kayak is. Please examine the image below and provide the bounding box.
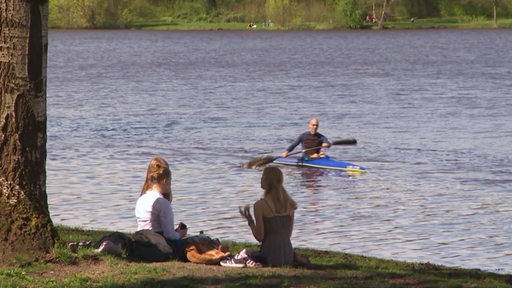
[280,118,331,159]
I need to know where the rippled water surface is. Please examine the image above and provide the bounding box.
[47,29,512,274]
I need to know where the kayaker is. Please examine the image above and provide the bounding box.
[135,157,189,261]
[280,117,331,159]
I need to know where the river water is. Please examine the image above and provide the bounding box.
[47,29,512,274]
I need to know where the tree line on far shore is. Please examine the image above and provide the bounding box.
[49,0,512,29]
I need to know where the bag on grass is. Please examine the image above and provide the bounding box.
[185,235,231,265]
[128,230,173,262]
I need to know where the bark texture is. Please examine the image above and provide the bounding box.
[0,0,57,266]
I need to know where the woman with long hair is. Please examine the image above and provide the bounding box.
[239,166,301,266]
[135,157,188,260]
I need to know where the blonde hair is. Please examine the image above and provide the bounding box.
[140,157,172,200]
[261,166,297,214]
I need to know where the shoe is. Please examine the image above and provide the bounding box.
[68,242,78,253]
[68,240,92,253]
[245,258,262,268]
[220,257,246,268]
[235,248,249,259]
[95,240,122,256]
[78,240,92,248]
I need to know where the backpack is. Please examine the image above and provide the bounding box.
[185,235,231,265]
[127,230,173,262]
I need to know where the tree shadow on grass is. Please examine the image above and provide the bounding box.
[105,275,300,288]
[101,263,427,288]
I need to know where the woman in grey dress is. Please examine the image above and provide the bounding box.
[240,166,298,266]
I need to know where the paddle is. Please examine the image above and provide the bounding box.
[331,138,358,145]
[241,138,357,169]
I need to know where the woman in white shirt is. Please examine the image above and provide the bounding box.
[135,157,188,260]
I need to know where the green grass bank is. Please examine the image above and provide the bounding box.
[1,226,511,288]
[127,17,512,30]
[50,17,512,30]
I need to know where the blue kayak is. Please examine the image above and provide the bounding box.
[273,155,366,172]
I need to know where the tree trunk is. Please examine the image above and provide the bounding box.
[493,1,498,28]
[377,0,388,29]
[0,0,57,266]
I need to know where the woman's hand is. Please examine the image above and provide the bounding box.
[176,227,188,238]
[175,222,188,238]
[239,205,255,226]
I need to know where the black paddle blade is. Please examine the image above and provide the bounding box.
[332,138,357,145]
[241,156,277,169]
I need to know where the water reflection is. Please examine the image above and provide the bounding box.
[299,168,327,192]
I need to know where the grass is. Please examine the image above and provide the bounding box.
[380,17,512,29]
[124,17,512,31]
[130,18,257,30]
[0,226,511,287]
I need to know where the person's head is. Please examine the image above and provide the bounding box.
[261,166,297,214]
[261,166,284,190]
[141,157,172,201]
[308,118,319,134]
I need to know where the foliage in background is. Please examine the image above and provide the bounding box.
[334,0,365,29]
[48,0,512,29]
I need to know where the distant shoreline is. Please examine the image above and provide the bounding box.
[49,18,512,31]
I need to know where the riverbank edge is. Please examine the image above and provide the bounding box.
[49,17,512,31]
[1,225,511,288]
